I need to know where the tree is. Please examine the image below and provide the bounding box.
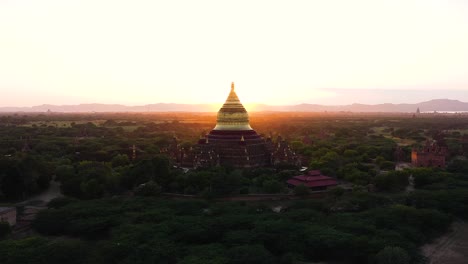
[227,244,275,264]
[262,179,283,193]
[0,222,11,238]
[409,168,439,188]
[294,184,310,196]
[374,171,409,192]
[111,154,130,168]
[55,164,74,182]
[47,197,78,209]
[0,155,51,200]
[344,169,371,186]
[343,149,358,159]
[59,161,112,199]
[375,246,410,264]
[179,244,228,264]
[328,186,345,198]
[447,159,468,174]
[0,158,23,200]
[80,179,105,199]
[124,156,170,189]
[134,181,162,197]
[379,161,395,171]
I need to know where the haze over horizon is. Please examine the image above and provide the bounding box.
[1,0,468,107]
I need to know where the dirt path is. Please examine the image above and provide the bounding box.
[17,180,62,206]
[422,221,468,264]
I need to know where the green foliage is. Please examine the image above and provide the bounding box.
[294,184,310,196]
[134,181,162,197]
[374,171,409,192]
[123,156,170,189]
[343,149,359,159]
[15,195,457,263]
[0,237,90,264]
[33,210,70,235]
[379,161,395,171]
[348,171,371,186]
[408,168,459,189]
[111,154,130,168]
[54,164,74,182]
[0,221,11,238]
[447,159,468,174]
[332,191,394,212]
[180,244,228,264]
[60,161,124,199]
[80,179,105,199]
[4,111,468,263]
[47,197,79,209]
[407,189,468,219]
[227,244,275,264]
[262,179,283,193]
[375,246,410,264]
[0,155,51,200]
[328,186,345,199]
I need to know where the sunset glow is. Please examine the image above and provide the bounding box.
[1,0,468,106]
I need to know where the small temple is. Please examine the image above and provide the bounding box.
[287,170,338,191]
[163,82,300,168]
[411,139,448,168]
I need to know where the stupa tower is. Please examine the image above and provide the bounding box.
[195,82,269,168]
[214,82,252,131]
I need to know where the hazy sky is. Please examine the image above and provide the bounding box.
[1,0,468,107]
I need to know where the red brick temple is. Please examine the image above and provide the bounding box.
[163,82,300,168]
[287,170,338,191]
[411,139,448,168]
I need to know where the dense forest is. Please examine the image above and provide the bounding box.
[1,112,468,263]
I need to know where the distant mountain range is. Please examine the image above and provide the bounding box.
[1,99,468,113]
[0,103,218,113]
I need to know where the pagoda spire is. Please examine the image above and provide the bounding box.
[213,82,252,131]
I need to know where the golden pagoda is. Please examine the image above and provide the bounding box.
[213,82,253,131]
[195,82,269,168]
[163,82,301,169]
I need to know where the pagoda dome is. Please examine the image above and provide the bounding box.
[213,82,253,131]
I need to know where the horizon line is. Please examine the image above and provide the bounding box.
[0,98,466,109]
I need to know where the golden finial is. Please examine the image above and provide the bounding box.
[231,82,235,92]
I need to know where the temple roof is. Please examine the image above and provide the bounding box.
[219,82,246,111]
[287,170,338,188]
[213,82,253,131]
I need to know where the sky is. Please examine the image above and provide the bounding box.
[1,0,468,107]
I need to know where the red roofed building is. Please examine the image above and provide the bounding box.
[287,170,338,191]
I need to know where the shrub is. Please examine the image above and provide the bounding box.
[294,184,310,196]
[375,246,410,264]
[48,197,78,209]
[0,222,11,238]
[134,181,162,197]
